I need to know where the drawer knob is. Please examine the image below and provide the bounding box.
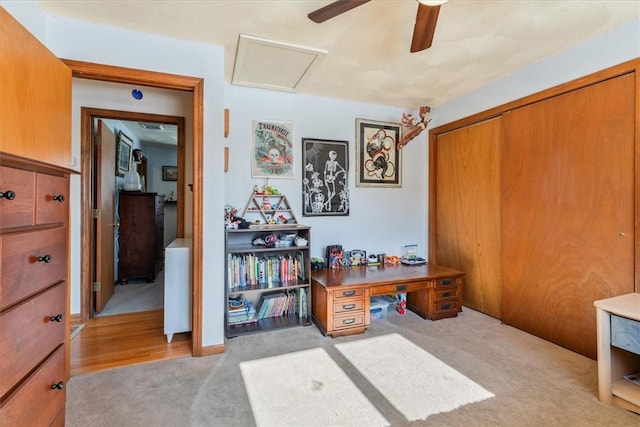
[52,194,65,202]
[38,254,52,263]
[50,314,63,322]
[0,190,16,200]
[51,381,65,390]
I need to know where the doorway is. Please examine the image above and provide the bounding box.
[89,113,185,316]
[65,59,205,360]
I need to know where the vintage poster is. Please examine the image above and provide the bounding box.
[251,120,294,179]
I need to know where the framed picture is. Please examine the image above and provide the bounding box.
[251,120,294,179]
[116,131,133,177]
[162,166,178,181]
[302,138,349,216]
[355,118,402,188]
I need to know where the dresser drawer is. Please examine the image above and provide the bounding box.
[0,282,66,398]
[372,281,428,296]
[0,165,35,229]
[333,299,365,315]
[1,227,67,309]
[611,314,640,356]
[35,173,69,225]
[333,288,365,300]
[0,345,66,427]
[333,313,365,330]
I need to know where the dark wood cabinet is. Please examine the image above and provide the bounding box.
[118,192,165,283]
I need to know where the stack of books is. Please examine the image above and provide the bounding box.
[227,298,257,325]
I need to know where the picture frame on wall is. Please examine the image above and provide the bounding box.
[302,138,349,216]
[355,118,402,188]
[116,131,133,177]
[251,120,295,179]
[162,166,178,181]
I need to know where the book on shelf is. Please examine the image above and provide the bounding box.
[228,252,306,290]
[227,298,257,325]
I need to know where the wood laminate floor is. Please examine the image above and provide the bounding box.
[71,309,192,376]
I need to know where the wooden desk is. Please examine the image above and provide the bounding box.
[311,264,464,337]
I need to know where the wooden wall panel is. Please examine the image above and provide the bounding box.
[501,73,635,359]
[0,8,71,168]
[435,117,503,318]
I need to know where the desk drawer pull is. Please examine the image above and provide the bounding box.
[440,279,452,286]
[342,304,356,310]
[440,303,451,310]
[396,285,407,291]
[442,291,452,298]
[342,290,356,297]
[342,318,355,325]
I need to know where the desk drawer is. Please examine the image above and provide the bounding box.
[334,288,365,300]
[333,313,365,330]
[334,299,364,315]
[434,285,459,302]
[435,277,458,288]
[431,300,459,320]
[373,281,428,296]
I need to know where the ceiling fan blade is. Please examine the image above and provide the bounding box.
[308,0,371,23]
[410,3,441,53]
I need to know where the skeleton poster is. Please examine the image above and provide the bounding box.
[251,120,294,179]
[302,138,350,216]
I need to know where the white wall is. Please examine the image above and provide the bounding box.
[224,85,427,260]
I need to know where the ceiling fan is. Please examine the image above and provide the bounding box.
[308,0,446,53]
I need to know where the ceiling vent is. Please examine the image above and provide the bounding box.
[232,34,327,92]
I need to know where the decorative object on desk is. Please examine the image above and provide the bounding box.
[311,257,325,271]
[397,106,431,150]
[326,244,344,269]
[348,249,367,266]
[116,130,133,177]
[401,256,426,265]
[302,138,349,216]
[355,118,402,188]
[251,120,294,179]
[385,255,401,265]
[367,254,380,266]
[162,165,178,181]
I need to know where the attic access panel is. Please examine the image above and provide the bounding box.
[232,34,327,92]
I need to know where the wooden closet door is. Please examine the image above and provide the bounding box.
[502,73,635,359]
[435,117,503,318]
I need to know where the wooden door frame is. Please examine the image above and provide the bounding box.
[64,59,204,355]
[87,109,185,312]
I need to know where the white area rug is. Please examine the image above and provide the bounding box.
[335,333,494,422]
[240,347,388,427]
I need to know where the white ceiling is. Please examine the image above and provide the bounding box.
[39,0,639,109]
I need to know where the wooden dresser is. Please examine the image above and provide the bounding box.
[118,192,165,283]
[1,8,72,425]
[0,156,71,426]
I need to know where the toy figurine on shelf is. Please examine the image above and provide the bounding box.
[262,197,272,210]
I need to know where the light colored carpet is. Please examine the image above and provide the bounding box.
[240,347,387,427]
[95,271,164,317]
[335,333,494,422]
[65,307,640,427]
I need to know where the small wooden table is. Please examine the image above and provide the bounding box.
[311,263,464,337]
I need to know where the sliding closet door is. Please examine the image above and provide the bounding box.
[501,73,635,359]
[435,117,503,318]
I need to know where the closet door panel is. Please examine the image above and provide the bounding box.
[435,117,503,318]
[501,73,635,359]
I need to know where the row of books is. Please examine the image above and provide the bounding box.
[256,288,308,320]
[227,251,306,290]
